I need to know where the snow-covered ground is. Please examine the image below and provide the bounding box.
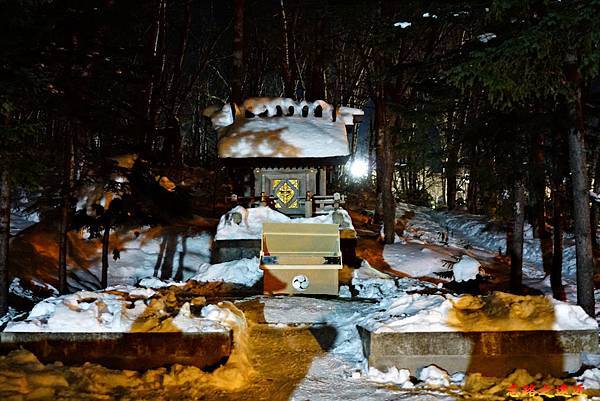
[3,202,600,400]
[72,228,213,288]
[391,202,591,305]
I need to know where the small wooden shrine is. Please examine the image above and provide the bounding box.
[205,97,363,216]
[205,98,363,295]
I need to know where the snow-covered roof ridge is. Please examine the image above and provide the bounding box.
[204,98,363,159]
[204,97,364,130]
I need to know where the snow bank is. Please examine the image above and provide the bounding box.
[396,202,585,282]
[205,98,363,159]
[4,289,149,332]
[365,292,598,333]
[4,287,229,334]
[437,208,579,279]
[215,205,354,240]
[190,257,262,287]
[10,210,39,236]
[77,228,213,288]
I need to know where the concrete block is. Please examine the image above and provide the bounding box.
[358,327,598,376]
[212,239,260,263]
[0,331,233,370]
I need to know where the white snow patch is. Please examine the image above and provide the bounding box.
[4,288,151,332]
[578,367,600,389]
[4,287,230,334]
[383,242,450,277]
[351,261,437,299]
[478,32,497,43]
[368,366,413,387]
[137,277,183,289]
[190,257,262,287]
[418,365,450,388]
[452,256,480,282]
[393,21,412,28]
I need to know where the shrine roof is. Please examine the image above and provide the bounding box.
[204,98,363,160]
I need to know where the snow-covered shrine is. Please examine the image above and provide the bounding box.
[205,98,363,294]
[204,97,364,216]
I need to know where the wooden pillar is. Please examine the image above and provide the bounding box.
[319,168,327,195]
[305,191,313,218]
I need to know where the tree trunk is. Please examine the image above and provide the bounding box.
[231,0,244,104]
[510,179,525,292]
[160,231,178,280]
[568,118,595,316]
[58,131,75,294]
[0,170,10,315]
[591,159,599,249]
[531,131,553,275]
[466,175,478,213]
[375,95,396,244]
[551,170,566,300]
[280,0,295,98]
[446,145,458,210]
[101,224,110,289]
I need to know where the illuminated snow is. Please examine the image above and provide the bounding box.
[204,97,363,159]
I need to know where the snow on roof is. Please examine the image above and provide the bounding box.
[204,97,363,159]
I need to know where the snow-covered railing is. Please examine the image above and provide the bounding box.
[226,192,346,218]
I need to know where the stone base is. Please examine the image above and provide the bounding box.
[213,238,358,265]
[358,327,599,377]
[0,331,232,370]
[212,239,261,263]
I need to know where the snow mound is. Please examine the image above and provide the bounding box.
[452,256,480,282]
[418,365,450,388]
[368,366,413,387]
[365,292,598,333]
[4,287,228,334]
[205,98,363,159]
[216,205,354,240]
[190,257,262,287]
